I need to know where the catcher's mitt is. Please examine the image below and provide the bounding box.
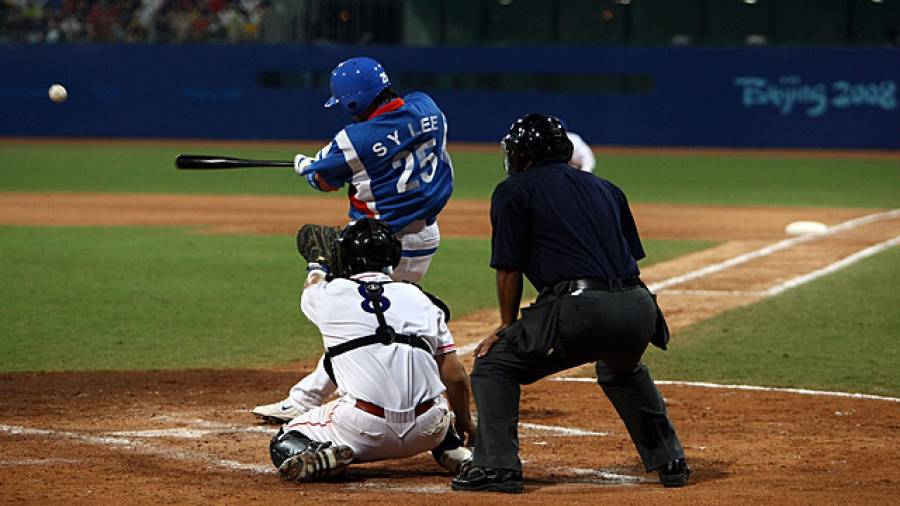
[296,224,341,266]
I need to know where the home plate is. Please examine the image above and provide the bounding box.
[785,220,827,235]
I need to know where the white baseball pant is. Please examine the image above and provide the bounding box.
[285,396,451,462]
[391,220,440,283]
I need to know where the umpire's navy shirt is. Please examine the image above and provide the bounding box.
[490,161,645,291]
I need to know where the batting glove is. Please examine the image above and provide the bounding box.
[294,153,315,175]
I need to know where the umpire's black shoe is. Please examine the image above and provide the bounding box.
[657,458,691,487]
[451,466,524,493]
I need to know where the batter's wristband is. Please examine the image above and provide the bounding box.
[305,172,323,191]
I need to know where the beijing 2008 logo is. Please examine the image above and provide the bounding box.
[733,76,897,117]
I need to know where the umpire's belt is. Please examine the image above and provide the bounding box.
[355,398,435,418]
[566,277,642,292]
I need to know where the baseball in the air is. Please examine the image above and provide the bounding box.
[48,84,68,103]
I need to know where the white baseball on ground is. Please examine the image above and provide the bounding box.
[785,220,828,235]
[48,84,68,103]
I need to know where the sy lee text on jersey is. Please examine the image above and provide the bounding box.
[372,115,441,157]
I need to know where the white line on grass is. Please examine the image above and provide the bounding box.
[763,234,900,296]
[654,235,900,298]
[550,378,900,403]
[648,209,900,292]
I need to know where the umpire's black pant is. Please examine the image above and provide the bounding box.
[470,286,685,472]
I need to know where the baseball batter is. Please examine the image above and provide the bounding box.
[293,56,453,284]
[269,219,473,482]
[254,56,455,422]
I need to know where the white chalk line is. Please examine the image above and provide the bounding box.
[346,483,451,494]
[552,466,650,485]
[520,423,608,437]
[763,234,900,296]
[0,457,81,467]
[551,377,900,403]
[648,209,900,293]
[0,423,274,475]
[107,427,261,438]
[151,415,278,434]
[652,234,900,298]
[0,415,619,492]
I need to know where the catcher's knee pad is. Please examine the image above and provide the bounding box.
[270,428,316,468]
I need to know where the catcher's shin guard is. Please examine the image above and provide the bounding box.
[270,429,354,482]
[431,427,473,474]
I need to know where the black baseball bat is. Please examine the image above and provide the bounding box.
[175,154,294,170]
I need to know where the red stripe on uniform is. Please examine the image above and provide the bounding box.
[288,412,335,429]
[349,194,376,217]
[367,98,405,120]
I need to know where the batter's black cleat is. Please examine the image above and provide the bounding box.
[657,458,691,487]
[451,465,523,493]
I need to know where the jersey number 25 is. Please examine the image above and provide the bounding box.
[392,138,438,194]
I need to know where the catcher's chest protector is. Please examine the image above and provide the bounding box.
[322,280,433,386]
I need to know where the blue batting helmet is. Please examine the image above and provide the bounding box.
[324,57,391,116]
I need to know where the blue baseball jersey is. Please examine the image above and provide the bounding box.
[300,92,454,232]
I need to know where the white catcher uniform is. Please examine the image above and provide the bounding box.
[283,271,456,462]
[253,219,440,421]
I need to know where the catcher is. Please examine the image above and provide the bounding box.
[268,219,474,483]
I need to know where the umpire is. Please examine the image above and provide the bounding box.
[451,114,690,493]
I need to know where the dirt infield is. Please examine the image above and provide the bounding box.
[1,192,899,504]
[2,370,898,505]
[0,192,882,239]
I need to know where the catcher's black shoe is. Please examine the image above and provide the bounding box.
[451,466,523,493]
[657,458,691,487]
[277,444,354,483]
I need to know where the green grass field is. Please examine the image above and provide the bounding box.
[1,141,898,396]
[0,225,711,371]
[645,246,900,395]
[2,144,898,206]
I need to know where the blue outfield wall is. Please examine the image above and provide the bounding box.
[1,44,898,149]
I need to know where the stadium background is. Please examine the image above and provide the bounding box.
[2,0,899,147]
[1,1,898,504]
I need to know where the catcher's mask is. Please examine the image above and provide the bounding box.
[332,218,402,278]
[501,113,573,175]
